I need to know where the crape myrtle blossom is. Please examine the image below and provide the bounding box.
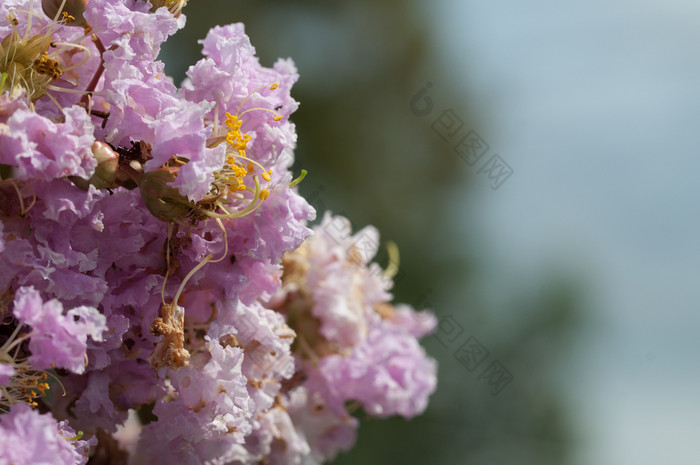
[0,0,437,463]
[0,99,96,182]
[11,286,107,374]
[0,403,95,465]
[273,214,437,421]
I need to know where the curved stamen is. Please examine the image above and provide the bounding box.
[51,0,69,24]
[161,222,175,306]
[235,82,279,116]
[208,218,229,264]
[238,106,283,121]
[43,90,63,110]
[47,41,91,72]
[289,169,307,188]
[172,254,213,308]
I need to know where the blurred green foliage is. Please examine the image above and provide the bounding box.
[163,1,580,464]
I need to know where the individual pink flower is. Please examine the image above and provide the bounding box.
[12,286,106,374]
[0,106,96,181]
[0,403,94,465]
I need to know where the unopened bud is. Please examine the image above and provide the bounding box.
[69,141,118,190]
[139,167,193,221]
[89,141,119,188]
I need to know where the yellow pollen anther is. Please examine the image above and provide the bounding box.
[0,5,95,106]
[33,54,63,81]
[206,84,285,218]
[0,320,64,409]
[224,112,241,130]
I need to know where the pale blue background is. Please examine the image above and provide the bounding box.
[428,1,700,463]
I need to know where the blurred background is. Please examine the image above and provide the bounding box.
[163,1,700,464]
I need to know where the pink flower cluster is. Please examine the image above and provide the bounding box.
[0,1,437,464]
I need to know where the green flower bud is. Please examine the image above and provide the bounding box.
[139,167,194,222]
[69,141,119,190]
[88,141,119,188]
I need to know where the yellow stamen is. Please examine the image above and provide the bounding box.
[0,321,58,410]
[203,83,287,219]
